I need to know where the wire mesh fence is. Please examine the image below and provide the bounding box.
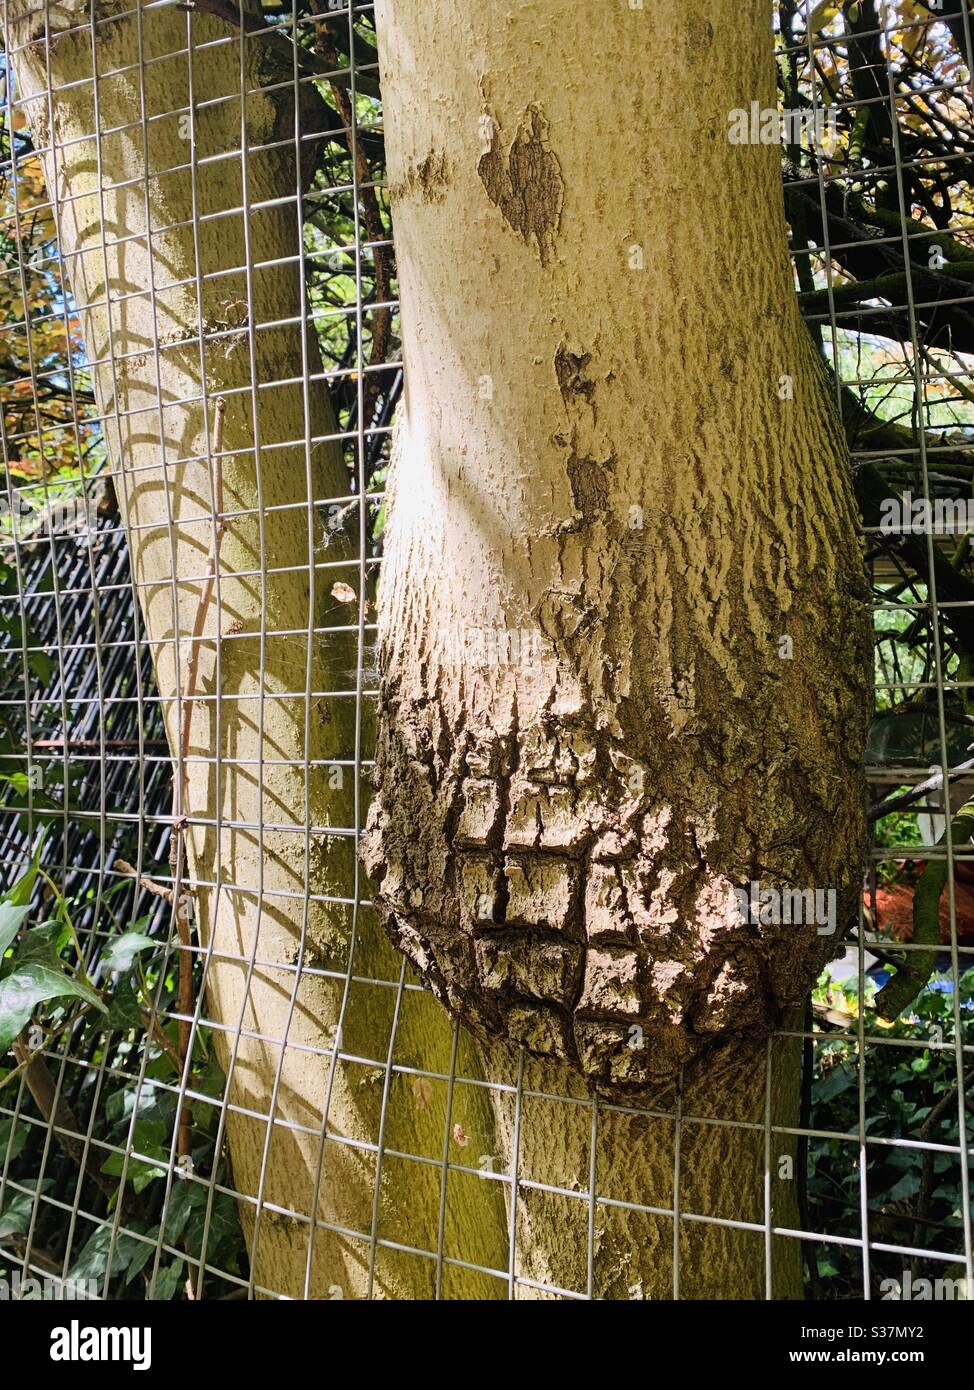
[0,0,971,1304]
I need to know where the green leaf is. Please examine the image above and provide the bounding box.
[10,920,68,969]
[69,1222,143,1284]
[124,1229,160,1285]
[887,1170,921,1203]
[27,649,54,684]
[101,1147,168,1194]
[886,1147,918,1171]
[105,1083,175,1149]
[162,1181,201,1246]
[0,901,30,957]
[193,1053,227,1100]
[4,832,47,907]
[0,1179,51,1239]
[0,613,23,644]
[103,977,143,1032]
[0,1115,27,1162]
[814,1063,856,1104]
[101,932,156,974]
[0,962,105,1054]
[184,1189,241,1266]
[151,1258,184,1301]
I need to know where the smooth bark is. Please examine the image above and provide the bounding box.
[5,0,505,1298]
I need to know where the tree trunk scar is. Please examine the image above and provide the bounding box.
[391,149,451,204]
[477,103,564,265]
[554,345,596,407]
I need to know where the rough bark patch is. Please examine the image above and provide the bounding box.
[362,714,856,1097]
[478,104,564,264]
[392,149,451,204]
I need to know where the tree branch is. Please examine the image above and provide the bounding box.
[176,0,381,97]
[11,1035,130,1212]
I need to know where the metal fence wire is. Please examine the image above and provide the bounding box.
[0,0,972,1303]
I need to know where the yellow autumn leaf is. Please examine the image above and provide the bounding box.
[6,456,48,479]
[896,0,933,58]
[809,1,841,32]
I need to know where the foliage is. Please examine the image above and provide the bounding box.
[808,967,974,1297]
[0,846,247,1297]
[0,58,100,532]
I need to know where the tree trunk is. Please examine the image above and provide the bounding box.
[366,0,870,1296]
[5,0,506,1298]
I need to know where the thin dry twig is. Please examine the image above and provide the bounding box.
[113,859,173,904]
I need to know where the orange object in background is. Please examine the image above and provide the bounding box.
[865,860,974,945]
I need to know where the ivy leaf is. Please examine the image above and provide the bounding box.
[11,920,69,968]
[814,1063,856,1104]
[124,1230,159,1285]
[101,1145,168,1194]
[0,901,30,957]
[193,1053,227,1100]
[0,962,105,1054]
[184,1189,241,1266]
[151,1259,185,1301]
[4,832,46,907]
[69,1222,143,1284]
[162,1181,201,1246]
[0,1179,51,1239]
[0,1115,27,1162]
[103,976,143,1032]
[887,1171,921,1203]
[27,649,54,684]
[101,932,156,975]
[886,1147,918,1171]
[105,1083,174,1146]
